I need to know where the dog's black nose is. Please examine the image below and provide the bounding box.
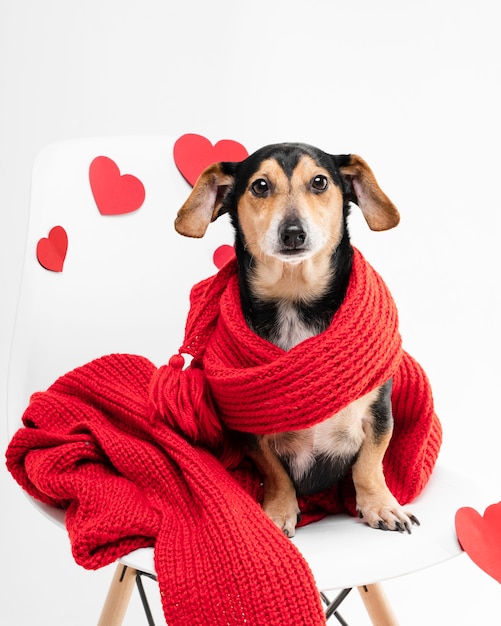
[279,221,307,249]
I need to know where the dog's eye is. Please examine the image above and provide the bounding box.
[250,178,270,197]
[311,175,329,192]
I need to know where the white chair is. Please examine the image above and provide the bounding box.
[6,137,481,625]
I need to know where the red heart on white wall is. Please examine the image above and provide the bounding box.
[37,226,68,272]
[455,502,501,583]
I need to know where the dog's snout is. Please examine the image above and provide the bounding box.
[279,220,307,250]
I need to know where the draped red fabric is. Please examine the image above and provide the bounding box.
[6,248,442,625]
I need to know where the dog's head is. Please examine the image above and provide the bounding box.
[175,143,399,264]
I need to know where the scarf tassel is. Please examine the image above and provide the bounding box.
[148,353,223,448]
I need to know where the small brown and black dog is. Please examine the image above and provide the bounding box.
[175,143,419,537]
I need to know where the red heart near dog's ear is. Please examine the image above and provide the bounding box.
[175,163,234,238]
[338,155,400,232]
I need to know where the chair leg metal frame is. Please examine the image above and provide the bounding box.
[321,588,351,624]
[97,563,400,626]
[321,584,399,625]
[135,570,158,626]
[97,565,158,626]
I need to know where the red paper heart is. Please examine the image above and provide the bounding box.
[455,502,501,583]
[37,226,68,272]
[89,156,145,215]
[213,244,236,269]
[174,134,248,186]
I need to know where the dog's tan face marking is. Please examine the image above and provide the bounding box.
[238,155,344,261]
[237,155,344,303]
[175,145,400,305]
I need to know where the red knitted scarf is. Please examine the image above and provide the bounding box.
[6,248,442,626]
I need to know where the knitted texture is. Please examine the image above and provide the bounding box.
[200,248,402,433]
[7,355,325,625]
[6,248,442,625]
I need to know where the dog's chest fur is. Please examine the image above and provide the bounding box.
[272,301,322,351]
[268,389,377,494]
[251,298,376,495]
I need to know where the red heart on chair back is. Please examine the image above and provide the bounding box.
[37,226,68,272]
[213,245,236,269]
[89,156,145,215]
[455,502,501,583]
[174,134,248,186]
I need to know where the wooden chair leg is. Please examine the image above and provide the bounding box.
[357,583,399,626]
[97,564,137,626]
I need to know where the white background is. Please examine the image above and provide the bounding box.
[1,1,500,624]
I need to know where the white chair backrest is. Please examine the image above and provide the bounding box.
[7,136,235,440]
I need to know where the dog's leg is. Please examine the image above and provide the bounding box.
[352,421,419,533]
[248,435,301,537]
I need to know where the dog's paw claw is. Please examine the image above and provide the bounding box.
[357,495,419,534]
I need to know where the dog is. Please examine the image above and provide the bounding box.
[175,142,419,538]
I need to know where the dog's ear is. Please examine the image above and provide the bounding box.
[175,163,236,238]
[335,154,400,231]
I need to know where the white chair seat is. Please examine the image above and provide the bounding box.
[119,464,472,591]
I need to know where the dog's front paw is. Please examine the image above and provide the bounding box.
[262,497,301,538]
[356,493,420,534]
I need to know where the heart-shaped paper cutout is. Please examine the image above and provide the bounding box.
[455,502,501,583]
[37,226,68,272]
[213,244,236,269]
[174,134,248,186]
[89,156,145,215]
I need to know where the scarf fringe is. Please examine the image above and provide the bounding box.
[149,353,222,446]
